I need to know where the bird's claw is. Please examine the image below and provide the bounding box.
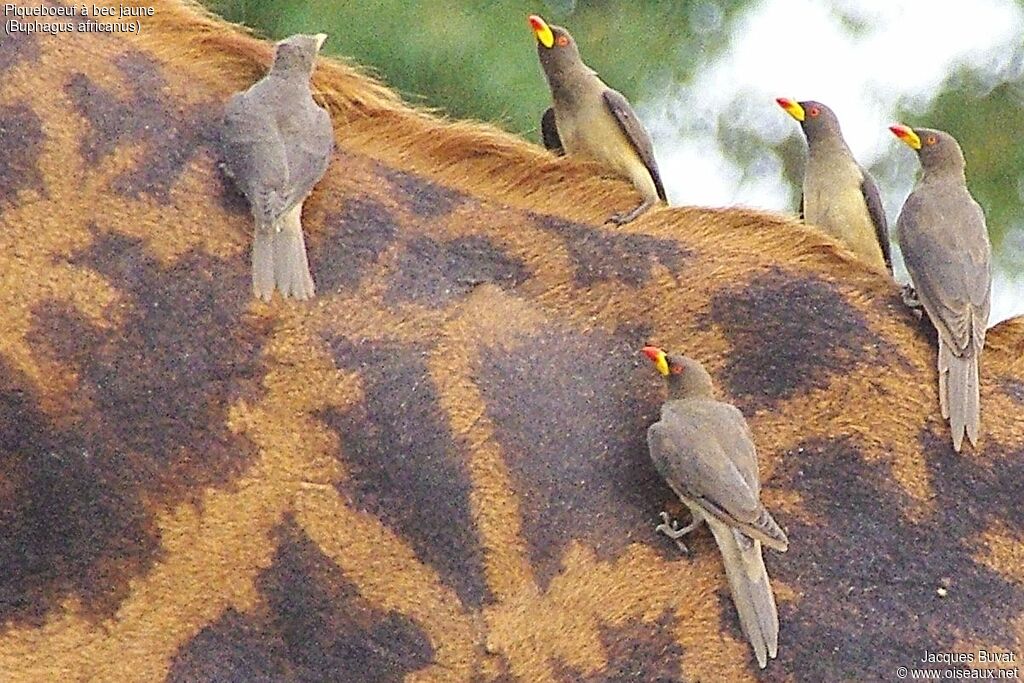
[901,283,924,318]
[655,511,692,555]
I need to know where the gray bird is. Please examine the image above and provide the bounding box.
[891,125,992,452]
[641,346,788,669]
[529,14,666,225]
[778,98,892,273]
[221,33,334,301]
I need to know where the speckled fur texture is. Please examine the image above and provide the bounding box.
[0,2,1022,681]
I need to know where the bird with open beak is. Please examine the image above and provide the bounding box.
[221,33,334,301]
[890,125,992,452]
[529,15,666,225]
[777,98,892,273]
[641,346,788,669]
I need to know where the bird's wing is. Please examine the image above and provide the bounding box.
[541,107,564,155]
[276,99,334,213]
[221,88,291,226]
[797,192,805,221]
[602,89,666,201]
[859,169,893,272]
[898,190,991,354]
[648,402,761,525]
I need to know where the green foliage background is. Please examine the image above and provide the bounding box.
[205,0,1024,274]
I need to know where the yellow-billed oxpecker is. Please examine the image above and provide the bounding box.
[777,98,891,273]
[890,125,991,452]
[642,347,788,669]
[221,33,334,301]
[530,15,666,225]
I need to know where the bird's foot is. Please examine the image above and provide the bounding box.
[655,511,701,554]
[605,199,655,226]
[901,284,924,319]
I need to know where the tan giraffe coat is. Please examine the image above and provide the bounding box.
[0,2,1022,680]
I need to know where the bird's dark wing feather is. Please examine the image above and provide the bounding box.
[278,101,334,211]
[898,190,991,354]
[602,89,666,201]
[798,192,804,221]
[859,169,893,272]
[221,90,290,225]
[541,107,564,155]
[647,401,761,525]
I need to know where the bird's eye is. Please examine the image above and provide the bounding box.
[670,364,684,375]
[809,106,820,117]
[556,35,569,47]
[926,135,937,145]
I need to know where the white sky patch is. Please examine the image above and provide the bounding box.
[644,0,1024,322]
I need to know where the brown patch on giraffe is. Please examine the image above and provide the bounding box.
[66,51,217,201]
[1002,379,1024,405]
[532,213,689,286]
[765,437,1024,681]
[309,196,400,293]
[254,518,435,680]
[0,105,45,208]
[379,164,468,219]
[0,22,39,73]
[388,235,531,308]
[705,268,889,411]
[476,324,675,588]
[12,232,267,623]
[320,335,491,607]
[166,607,292,683]
[556,611,686,682]
[0,357,158,626]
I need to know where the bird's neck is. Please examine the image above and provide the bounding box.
[665,376,711,401]
[548,65,601,105]
[921,165,967,185]
[807,134,853,160]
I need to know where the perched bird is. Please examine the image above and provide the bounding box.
[221,33,334,301]
[529,14,666,225]
[777,98,892,273]
[890,125,992,452]
[641,347,788,669]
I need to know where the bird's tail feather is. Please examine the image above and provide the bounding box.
[273,204,316,300]
[709,519,779,669]
[252,227,275,302]
[941,340,980,452]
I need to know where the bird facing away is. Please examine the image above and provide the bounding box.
[529,14,666,225]
[890,125,992,452]
[641,347,788,669]
[221,33,334,301]
[777,98,892,273]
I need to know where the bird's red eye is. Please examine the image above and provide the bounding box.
[556,35,569,47]
[926,135,937,145]
[670,364,684,375]
[809,107,820,117]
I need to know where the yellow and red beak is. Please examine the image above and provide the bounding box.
[528,14,555,49]
[641,346,670,377]
[776,97,805,122]
[889,124,922,150]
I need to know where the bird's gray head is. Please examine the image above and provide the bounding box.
[641,347,715,398]
[528,15,585,90]
[272,33,327,75]
[890,125,966,175]
[777,98,845,145]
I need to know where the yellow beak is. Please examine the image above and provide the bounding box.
[642,346,670,377]
[889,124,922,150]
[776,97,805,122]
[528,14,555,49]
